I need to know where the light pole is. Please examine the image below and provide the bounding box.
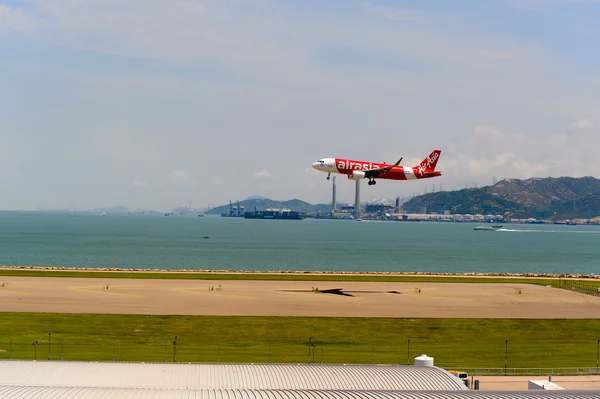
[407,339,411,365]
[33,341,38,361]
[320,347,323,364]
[504,340,508,375]
[48,332,51,360]
[596,339,600,374]
[371,345,374,365]
[308,338,312,364]
[172,335,178,363]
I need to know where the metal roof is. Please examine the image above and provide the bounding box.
[0,361,466,391]
[0,387,599,399]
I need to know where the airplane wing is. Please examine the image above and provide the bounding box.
[364,157,402,178]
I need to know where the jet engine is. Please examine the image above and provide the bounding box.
[348,170,366,180]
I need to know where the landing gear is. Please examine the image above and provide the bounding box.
[326,173,331,180]
[368,178,377,186]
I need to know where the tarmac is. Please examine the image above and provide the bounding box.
[473,375,600,390]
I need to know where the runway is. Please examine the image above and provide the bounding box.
[1,277,600,318]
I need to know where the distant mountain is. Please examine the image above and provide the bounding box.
[402,176,600,220]
[402,189,524,217]
[206,198,338,215]
[87,206,160,214]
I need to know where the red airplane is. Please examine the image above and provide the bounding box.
[312,150,441,186]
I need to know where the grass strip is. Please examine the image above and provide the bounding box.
[1,313,600,369]
[2,268,597,289]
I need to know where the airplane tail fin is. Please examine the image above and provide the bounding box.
[418,150,441,171]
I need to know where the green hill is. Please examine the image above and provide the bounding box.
[403,176,600,220]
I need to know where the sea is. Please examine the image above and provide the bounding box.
[0,211,599,275]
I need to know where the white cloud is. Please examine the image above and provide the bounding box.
[440,122,600,184]
[510,159,551,176]
[133,180,150,188]
[571,118,594,130]
[464,152,517,177]
[252,170,274,179]
[1,1,599,210]
[473,125,525,142]
[169,169,190,183]
[361,2,423,22]
[212,177,224,186]
[0,5,38,34]
[86,124,166,163]
[22,0,312,86]
[304,167,321,175]
[361,1,465,27]
[508,0,600,9]
[474,125,505,141]
[480,50,517,60]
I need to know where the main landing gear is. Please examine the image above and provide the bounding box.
[368,178,377,186]
[326,173,331,180]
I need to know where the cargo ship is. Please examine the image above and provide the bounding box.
[244,208,305,220]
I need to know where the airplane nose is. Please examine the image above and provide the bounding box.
[312,162,320,170]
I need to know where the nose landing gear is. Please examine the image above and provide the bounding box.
[326,173,331,180]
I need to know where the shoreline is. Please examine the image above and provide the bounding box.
[0,265,598,280]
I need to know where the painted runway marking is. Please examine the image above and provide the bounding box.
[174,288,255,299]
[0,289,31,295]
[410,295,475,301]
[69,287,143,297]
[6,284,50,287]
[100,285,150,289]
[276,290,367,300]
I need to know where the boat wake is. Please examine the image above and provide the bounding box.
[498,228,600,234]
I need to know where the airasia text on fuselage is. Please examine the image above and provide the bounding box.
[336,159,384,172]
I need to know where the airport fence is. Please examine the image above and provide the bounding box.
[559,279,600,297]
[457,367,600,376]
[2,339,600,373]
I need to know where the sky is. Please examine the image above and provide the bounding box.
[0,0,599,211]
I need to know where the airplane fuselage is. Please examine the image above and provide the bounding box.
[312,158,441,181]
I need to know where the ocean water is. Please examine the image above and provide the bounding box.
[0,211,599,275]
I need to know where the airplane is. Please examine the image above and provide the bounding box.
[312,150,441,186]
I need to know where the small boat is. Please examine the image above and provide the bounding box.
[474,225,502,231]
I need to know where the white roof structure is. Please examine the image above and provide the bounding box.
[1,387,599,398]
[0,361,466,391]
[1,362,599,398]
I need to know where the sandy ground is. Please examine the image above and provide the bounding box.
[1,276,600,318]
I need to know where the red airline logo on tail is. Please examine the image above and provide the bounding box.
[312,150,441,185]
